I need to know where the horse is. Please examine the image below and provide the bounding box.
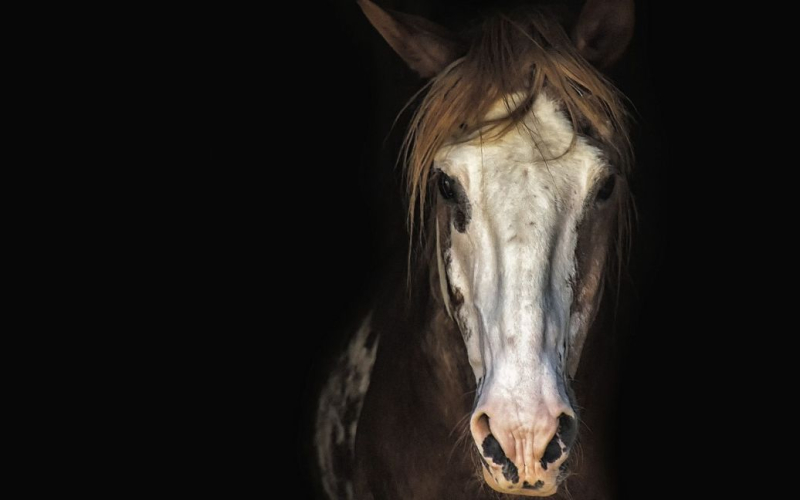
[315,0,636,497]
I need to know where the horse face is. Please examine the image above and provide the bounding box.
[434,94,620,496]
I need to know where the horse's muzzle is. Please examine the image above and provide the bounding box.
[470,404,576,496]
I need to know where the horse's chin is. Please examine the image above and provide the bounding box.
[482,467,560,497]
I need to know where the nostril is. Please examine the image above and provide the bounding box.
[483,433,520,484]
[542,435,563,467]
[470,412,520,484]
[471,412,491,442]
[541,413,577,471]
[557,413,577,447]
[477,413,490,431]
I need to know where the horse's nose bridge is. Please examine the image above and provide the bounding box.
[485,351,570,412]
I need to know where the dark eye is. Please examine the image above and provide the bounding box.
[439,173,456,200]
[596,175,616,203]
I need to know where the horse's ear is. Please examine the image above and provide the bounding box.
[572,0,635,68]
[357,0,463,78]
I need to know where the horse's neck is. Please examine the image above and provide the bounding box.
[558,304,621,499]
[353,267,478,498]
[375,271,475,422]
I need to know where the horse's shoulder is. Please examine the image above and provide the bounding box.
[315,312,380,500]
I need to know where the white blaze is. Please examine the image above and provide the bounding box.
[436,93,610,389]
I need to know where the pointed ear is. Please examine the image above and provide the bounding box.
[357,0,463,78]
[572,0,635,68]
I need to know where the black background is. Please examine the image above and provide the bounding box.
[277,1,710,497]
[192,0,773,497]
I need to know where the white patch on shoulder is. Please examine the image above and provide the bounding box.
[315,313,379,500]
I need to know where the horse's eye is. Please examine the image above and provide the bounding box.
[439,174,456,200]
[596,175,616,203]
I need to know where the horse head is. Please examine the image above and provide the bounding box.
[359,0,634,495]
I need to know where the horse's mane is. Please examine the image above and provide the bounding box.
[402,6,633,284]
